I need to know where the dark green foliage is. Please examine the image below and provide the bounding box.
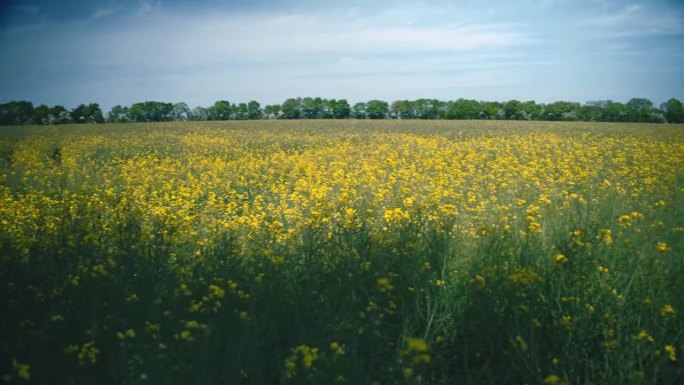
[3,97,684,126]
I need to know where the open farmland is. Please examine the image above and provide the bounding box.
[1,120,682,384]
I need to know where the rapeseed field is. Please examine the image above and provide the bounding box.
[1,120,682,384]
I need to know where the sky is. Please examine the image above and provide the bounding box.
[1,0,683,112]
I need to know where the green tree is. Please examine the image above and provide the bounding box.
[49,105,70,124]
[578,100,609,122]
[366,100,388,119]
[172,103,190,121]
[189,106,210,121]
[247,101,263,120]
[352,102,367,119]
[209,100,232,121]
[107,105,130,123]
[661,98,684,123]
[625,98,655,122]
[390,100,415,119]
[446,99,481,120]
[332,99,351,119]
[263,105,281,119]
[70,103,104,123]
[234,103,249,120]
[128,101,172,122]
[601,101,626,122]
[301,97,324,119]
[281,98,301,119]
[34,104,51,125]
[414,99,444,119]
[0,101,35,125]
[542,101,581,121]
[479,101,502,119]
[503,100,524,120]
[520,100,542,120]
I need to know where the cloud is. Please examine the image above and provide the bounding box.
[91,8,115,19]
[582,3,684,37]
[80,9,531,70]
[1,0,683,109]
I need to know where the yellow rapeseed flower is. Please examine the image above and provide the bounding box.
[406,337,429,353]
[665,345,677,361]
[661,305,676,317]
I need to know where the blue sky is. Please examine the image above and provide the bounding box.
[1,0,683,111]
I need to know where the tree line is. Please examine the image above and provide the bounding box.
[2,97,683,125]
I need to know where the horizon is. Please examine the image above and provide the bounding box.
[2,0,683,112]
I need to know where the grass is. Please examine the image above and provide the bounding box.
[0,120,682,384]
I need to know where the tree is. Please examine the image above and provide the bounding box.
[85,103,104,123]
[479,101,502,119]
[390,100,414,119]
[579,100,609,122]
[352,102,367,119]
[0,101,35,125]
[503,100,524,120]
[542,101,581,121]
[247,101,263,120]
[446,99,481,120]
[209,100,232,121]
[34,104,51,125]
[107,105,130,123]
[366,100,389,119]
[263,104,281,119]
[332,99,351,119]
[128,101,172,122]
[413,99,444,119]
[520,101,542,120]
[301,97,324,119]
[70,103,103,123]
[601,101,626,122]
[172,103,190,121]
[321,99,335,119]
[661,98,684,123]
[50,105,70,124]
[625,98,655,122]
[281,98,302,119]
[234,103,249,120]
[189,106,210,121]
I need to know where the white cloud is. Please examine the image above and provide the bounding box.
[80,9,530,71]
[582,3,684,37]
[2,0,683,109]
[91,8,115,19]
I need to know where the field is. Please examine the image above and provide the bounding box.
[1,120,682,384]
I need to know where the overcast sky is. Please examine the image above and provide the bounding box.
[1,0,683,111]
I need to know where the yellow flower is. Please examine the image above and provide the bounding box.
[412,353,431,365]
[656,242,669,253]
[406,337,429,353]
[543,374,567,385]
[661,305,676,317]
[634,330,654,342]
[180,330,193,341]
[403,368,413,378]
[665,345,677,361]
[560,315,572,327]
[376,277,394,292]
[329,341,345,355]
[208,284,225,299]
[554,253,568,265]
